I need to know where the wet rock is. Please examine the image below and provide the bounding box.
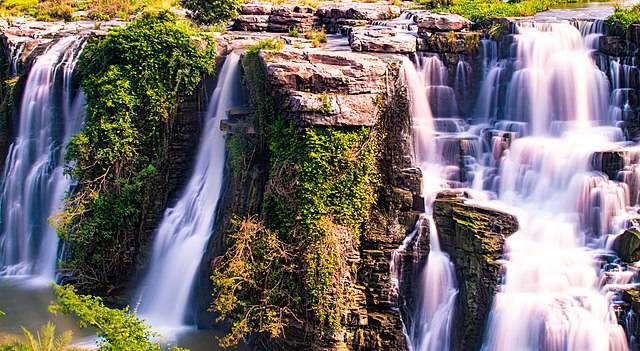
[349,27,416,54]
[591,151,624,181]
[434,190,519,351]
[611,227,640,263]
[599,35,635,57]
[416,12,473,32]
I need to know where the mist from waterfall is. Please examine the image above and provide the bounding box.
[0,36,86,280]
[134,52,243,328]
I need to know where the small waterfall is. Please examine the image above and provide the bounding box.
[0,36,86,279]
[134,52,243,328]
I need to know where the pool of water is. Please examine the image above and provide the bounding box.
[0,278,248,351]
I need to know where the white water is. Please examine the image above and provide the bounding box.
[402,21,639,350]
[134,52,243,328]
[399,55,459,351]
[0,36,86,280]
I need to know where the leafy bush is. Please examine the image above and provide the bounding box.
[49,284,187,351]
[608,2,640,28]
[54,10,215,294]
[181,0,243,24]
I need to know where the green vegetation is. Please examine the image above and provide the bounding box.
[0,322,78,351]
[288,27,299,37]
[608,2,640,29]
[0,0,179,21]
[422,0,579,22]
[181,0,243,24]
[53,10,215,294]
[210,39,380,346]
[49,284,187,351]
[304,29,327,47]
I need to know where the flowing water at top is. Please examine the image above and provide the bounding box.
[134,52,244,328]
[402,20,639,350]
[0,36,86,280]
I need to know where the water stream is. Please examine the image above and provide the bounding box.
[133,51,244,329]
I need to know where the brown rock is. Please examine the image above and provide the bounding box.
[349,27,416,54]
[240,2,274,15]
[232,14,269,31]
[416,12,473,32]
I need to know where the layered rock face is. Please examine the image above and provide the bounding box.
[259,48,389,126]
[433,191,519,351]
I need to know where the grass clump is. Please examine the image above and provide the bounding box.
[426,0,579,22]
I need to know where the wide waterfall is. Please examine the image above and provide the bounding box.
[0,36,86,279]
[402,20,637,350]
[134,52,243,328]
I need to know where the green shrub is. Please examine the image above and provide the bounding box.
[49,284,187,351]
[288,27,299,37]
[181,0,243,24]
[608,3,640,29]
[0,322,77,351]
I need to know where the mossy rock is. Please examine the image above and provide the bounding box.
[612,227,640,263]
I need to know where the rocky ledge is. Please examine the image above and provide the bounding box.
[433,190,519,351]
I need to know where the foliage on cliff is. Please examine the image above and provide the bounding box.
[52,10,215,294]
[210,40,380,346]
[426,0,578,21]
[50,284,187,351]
[181,0,242,24]
[608,2,640,29]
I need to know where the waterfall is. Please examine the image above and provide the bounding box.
[134,52,243,328]
[0,36,86,279]
[402,19,636,351]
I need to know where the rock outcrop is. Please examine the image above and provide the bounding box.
[434,190,519,351]
[259,48,392,126]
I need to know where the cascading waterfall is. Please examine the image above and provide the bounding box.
[0,36,86,279]
[402,19,639,351]
[483,22,631,351]
[134,52,243,328]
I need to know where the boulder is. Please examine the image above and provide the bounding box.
[611,227,640,263]
[268,5,317,32]
[416,12,473,32]
[349,27,416,54]
[434,190,518,351]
